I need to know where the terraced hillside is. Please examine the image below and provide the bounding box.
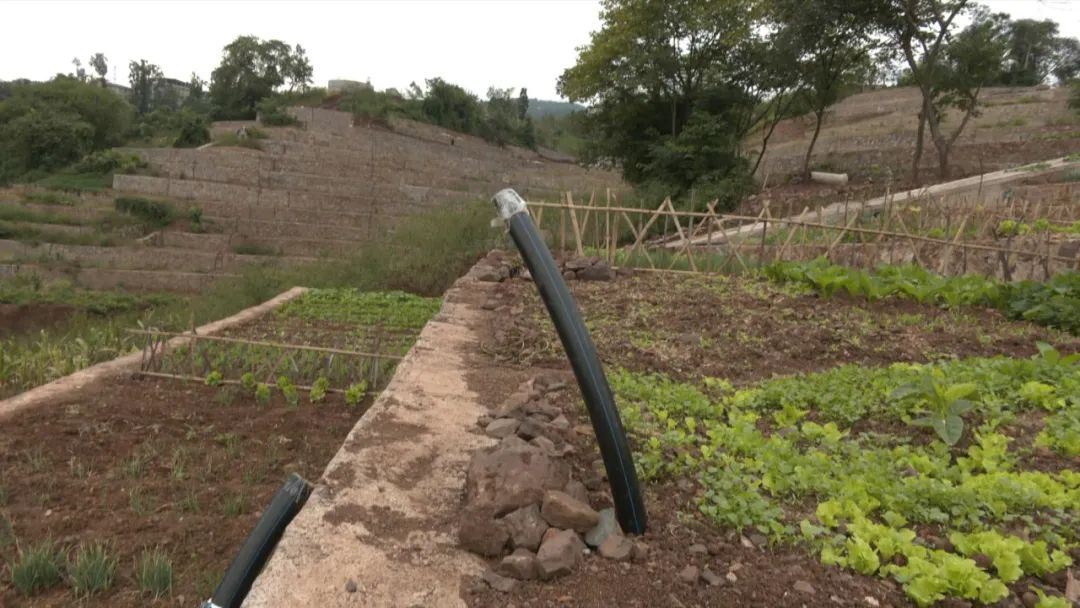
[759,85,1080,182]
[0,107,622,292]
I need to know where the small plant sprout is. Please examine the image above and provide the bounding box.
[254,383,271,405]
[70,542,117,597]
[223,493,245,517]
[309,376,329,404]
[345,380,368,407]
[135,547,173,598]
[240,371,256,391]
[205,370,223,387]
[277,375,299,407]
[10,541,64,595]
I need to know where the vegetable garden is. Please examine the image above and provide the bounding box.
[481,268,1080,607]
[0,287,440,606]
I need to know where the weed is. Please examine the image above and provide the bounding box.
[135,547,173,598]
[23,447,47,473]
[169,448,187,481]
[69,542,117,597]
[114,196,176,228]
[179,489,201,513]
[129,487,151,515]
[216,432,242,459]
[123,453,146,479]
[68,456,92,479]
[0,513,14,552]
[10,541,64,595]
[222,493,245,517]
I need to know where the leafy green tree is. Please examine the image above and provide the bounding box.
[209,36,313,119]
[129,59,163,115]
[558,0,770,207]
[999,19,1060,86]
[0,78,132,178]
[517,88,529,120]
[71,58,87,82]
[89,53,108,87]
[420,78,483,134]
[773,0,878,177]
[1052,37,1080,83]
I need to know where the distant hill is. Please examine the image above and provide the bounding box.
[527,99,584,119]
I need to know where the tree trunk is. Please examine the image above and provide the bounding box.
[802,108,826,178]
[912,104,926,185]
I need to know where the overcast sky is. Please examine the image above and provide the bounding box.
[2,0,1077,101]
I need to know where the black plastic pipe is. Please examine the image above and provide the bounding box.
[200,473,312,608]
[492,188,647,535]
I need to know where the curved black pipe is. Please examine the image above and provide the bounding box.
[492,189,647,535]
[201,473,312,608]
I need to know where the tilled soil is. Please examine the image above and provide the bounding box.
[464,270,1079,608]
[0,377,366,607]
[0,303,75,337]
[486,272,1080,385]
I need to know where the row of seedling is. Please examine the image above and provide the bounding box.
[8,541,172,600]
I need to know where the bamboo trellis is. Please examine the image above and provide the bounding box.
[130,328,406,394]
[530,187,1080,280]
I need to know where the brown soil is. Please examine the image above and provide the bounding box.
[487,273,1079,386]
[0,377,368,606]
[0,303,76,337]
[462,270,1079,607]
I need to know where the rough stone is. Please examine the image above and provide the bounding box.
[577,261,615,281]
[536,529,586,580]
[516,418,547,441]
[464,442,570,516]
[494,381,534,418]
[501,503,549,551]
[631,541,649,562]
[458,507,509,556]
[550,414,570,430]
[475,265,509,283]
[562,270,576,281]
[584,508,621,548]
[485,418,520,439]
[793,580,816,595]
[565,257,595,270]
[540,490,599,532]
[345,579,357,593]
[748,532,768,548]
[701,568,723,586]
[688,543,708,555]
[482,569,518,593]
[678,565,700,584]
[564,479,590,505]
[497,548,540,580]
[529,435,557,455]
[597,534,633,562]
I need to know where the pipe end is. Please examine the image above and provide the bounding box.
[492,189,528,221]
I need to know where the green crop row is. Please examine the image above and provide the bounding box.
[764,258,1080,334]
[276,289,441,330]
[611,347,1080,606]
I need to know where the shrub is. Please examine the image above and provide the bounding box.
[257,96,300,126]
[135,548,173,598]
[173,111,211,148]
[73,149,146,174]
[10,541,64,595]
[114,196,176,228]
[69,542,117,597]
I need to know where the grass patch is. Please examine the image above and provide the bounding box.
[35,172,111,193]
[0,206,88,226]
[0,219,118,247]
[69,542,117,597]
[114,196,176,229]
[21,191,75,206]
[992,116,1027,128]
[232,241,280,256]
[222,493,245,517]
[135,547,173,598]
[9,541,64,595]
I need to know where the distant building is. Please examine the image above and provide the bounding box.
[105,81,131,97]
[328,79,373,94]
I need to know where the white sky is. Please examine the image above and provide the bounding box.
[1,0,1077,101]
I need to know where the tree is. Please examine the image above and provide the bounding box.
[999,19,1060,86]
[1051,37,1080,83]
[558,0,767,206]
[774,0,878,177]
[0,78,133,178]
[420,78,482,134]
[517,88,529,120]
[71,58,87,82]
[89,53,108,87]
[209,35,313,119]
[129,59,163,115]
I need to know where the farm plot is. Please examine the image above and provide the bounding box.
[0,288,440,606]
[473,272,1080,607]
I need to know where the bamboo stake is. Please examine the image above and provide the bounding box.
[568,192,585,257]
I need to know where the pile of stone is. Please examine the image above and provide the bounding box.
[460,376,646,593]
[559,255,624,282]
[474,250,518,283]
